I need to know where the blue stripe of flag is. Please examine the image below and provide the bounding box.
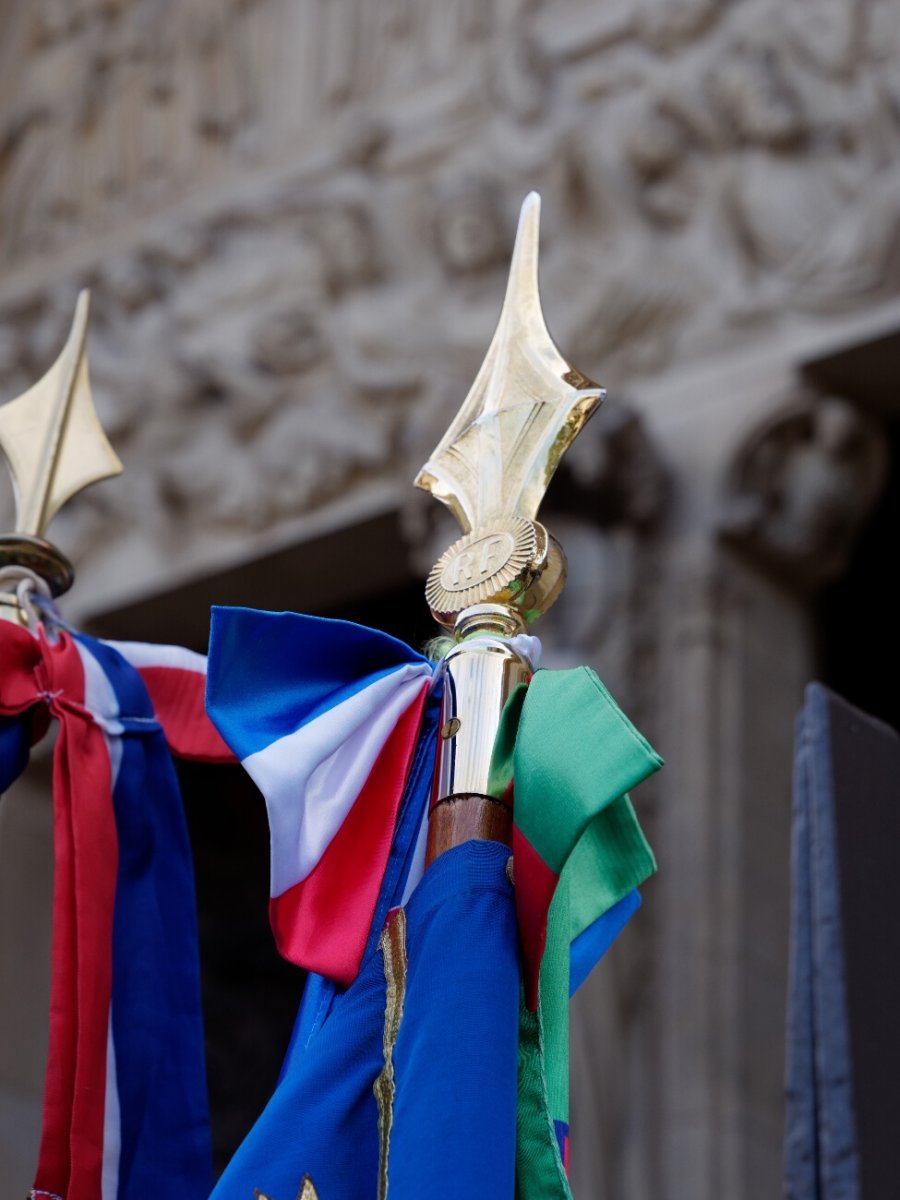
[569,889,642,997]
[77,636,213,1200]
[0,711,31,793]
[207,608,430,761]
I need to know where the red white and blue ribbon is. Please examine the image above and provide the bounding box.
[0,623,231,1200]
[206,608,435,988]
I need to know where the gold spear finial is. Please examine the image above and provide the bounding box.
[416,192,604,631]
[0,289,122,619]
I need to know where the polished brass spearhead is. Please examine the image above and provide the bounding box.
[0,290,122,616]
[416,193,604,632]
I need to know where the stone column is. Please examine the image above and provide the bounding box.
[655,551,810,1199]
[569,359,887,1199]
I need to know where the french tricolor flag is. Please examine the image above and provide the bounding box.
[0,623,231,1200]
[206,608,435,987]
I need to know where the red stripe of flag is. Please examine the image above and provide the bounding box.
[136,665,233,762]
[270,684,430,986]
[61,711,118,1200]
[512,824,560,1011]
[33,635,118,1200]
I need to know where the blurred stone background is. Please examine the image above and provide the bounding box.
[1,0,899,1195]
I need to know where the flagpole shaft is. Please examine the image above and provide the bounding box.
[0,597,23,624]
[0,535,75,624]
[426,792,513,863]
[425,606,529,866]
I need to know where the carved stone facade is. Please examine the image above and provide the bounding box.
[1,0,898,1196]
[1,0,899,610]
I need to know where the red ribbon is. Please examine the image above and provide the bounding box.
[1,624,117,1200]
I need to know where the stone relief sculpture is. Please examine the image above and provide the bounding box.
[709,35,900,314]
[719,390,889,590]
[0,0,898,585]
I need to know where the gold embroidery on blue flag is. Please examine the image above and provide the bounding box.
[254,1174,319,1200]
[374,909,408,1200]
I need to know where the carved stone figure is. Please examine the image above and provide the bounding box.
[433,179,510,279]
[719,391,889,590]
[622,107,697,229]
[705,41,807,150]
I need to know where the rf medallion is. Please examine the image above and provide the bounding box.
[426,516,551,628]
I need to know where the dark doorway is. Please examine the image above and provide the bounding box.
[818,419,900,733]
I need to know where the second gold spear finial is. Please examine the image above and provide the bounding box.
[416,192,604,631]
[0,290,122,620]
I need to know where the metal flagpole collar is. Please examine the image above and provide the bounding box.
[453,603,526,641]
[0,534,75,597]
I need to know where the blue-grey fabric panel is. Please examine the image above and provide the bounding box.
[784,683,860,1200]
